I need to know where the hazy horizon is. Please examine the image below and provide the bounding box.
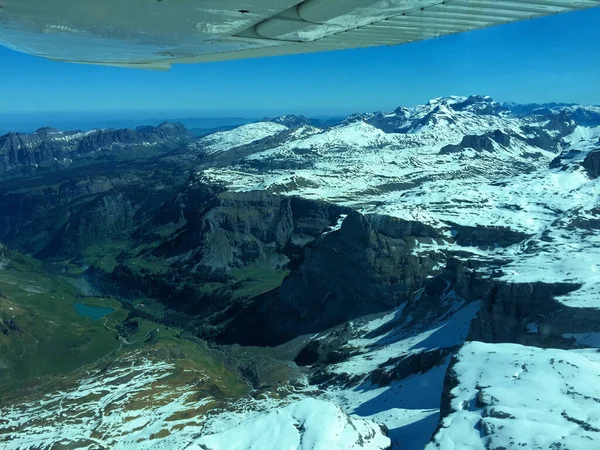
[2,92,599,134]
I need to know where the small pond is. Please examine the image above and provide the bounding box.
[74,303,116,321]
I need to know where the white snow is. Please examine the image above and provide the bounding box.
[428,342,600,450]
[4,98,600,450]
[564,125,600,155]
[191,398,390,450]
[330,300,479,377]
[196,122,288,154]
[326,367,447,450]
[322,214,348,236]
[313,291,480,450]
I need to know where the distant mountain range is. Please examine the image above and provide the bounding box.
[0,122,190,174]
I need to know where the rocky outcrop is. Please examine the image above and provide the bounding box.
[543,109,577,136]
[0,170,175,256]
[294,323,355,366]
[565,207,600,230]
[429,257,600,349]
[448,223,531,248]
[439,130,511,154]
[582,149,600,178]
[269,115,327,129]
[364,108,412,133]
[465,280,596,348]
[37,192,140,258]
[522,124,566,151]
[199,129,296,168]
[451,95,507,116]
[370,347,456,387]
[155,188,350,272]
[76,122,189,154]
[549,148,586,169]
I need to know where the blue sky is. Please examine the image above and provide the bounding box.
[1,7,599,117]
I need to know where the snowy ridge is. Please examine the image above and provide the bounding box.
[311,289,480,450]
[557,125,600,165]
[0,350,389,450]
[194,122,288,154]
[184,97,600,448]
[191,288,479,450]
[0,286,479,450]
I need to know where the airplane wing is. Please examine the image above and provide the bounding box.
[1,0,599,70]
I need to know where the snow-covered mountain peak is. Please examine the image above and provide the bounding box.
[194,121,289,154]
[426,95,469,106]
[244,120,390,162]
[195,398,391,450]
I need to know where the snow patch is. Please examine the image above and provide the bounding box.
[191,398,390,450]
[322,214,348,236]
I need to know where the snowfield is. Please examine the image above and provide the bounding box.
[191,398,390,450]
[428,342,600,450]
[0,288,477,450]
[320,291,480,450]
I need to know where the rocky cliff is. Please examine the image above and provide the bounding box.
[0,122,190,173]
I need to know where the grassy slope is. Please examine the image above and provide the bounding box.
[0,255,124,383]
[0,249,247,405]
[230,261,290,298]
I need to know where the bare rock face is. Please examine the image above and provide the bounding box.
[447,223,531,249]
[432,257,600,349]
[582,149,600,179]
[465,280,599,348]
[370,347,456,387]
[155,189,350,272]
[439,130,512,154]
[277,211,441,322]
[0,122,190,173]
[216,211,445,346]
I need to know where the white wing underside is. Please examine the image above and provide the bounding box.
[1,0,599,69]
